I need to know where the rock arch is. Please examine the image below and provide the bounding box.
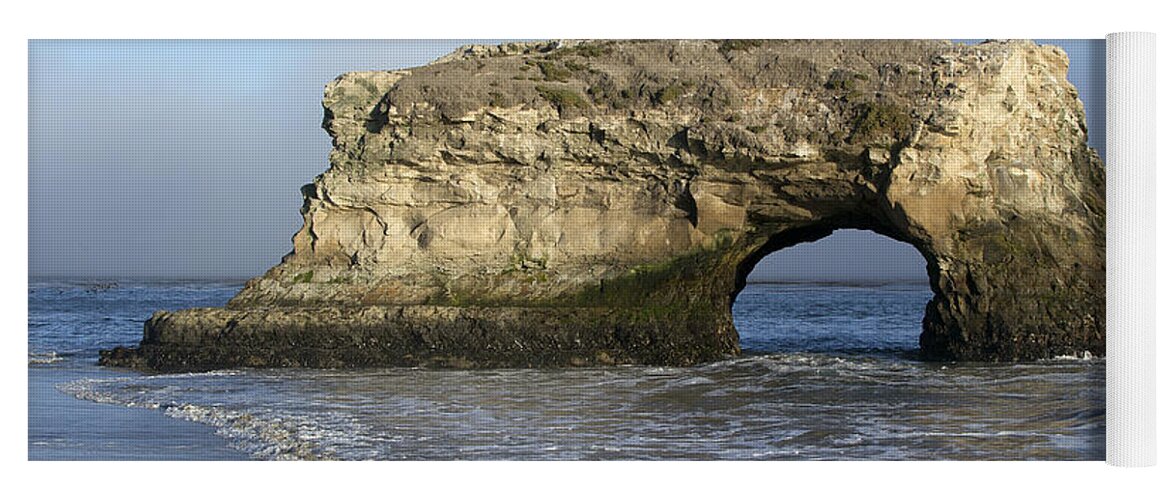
[729,228,931,354]
[101,40,1105,372]
[727,221,937,325]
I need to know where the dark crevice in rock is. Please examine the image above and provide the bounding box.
[100,39,1106,371]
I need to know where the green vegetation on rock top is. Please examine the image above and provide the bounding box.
[718,39,764,53]
[851,102,914,144]
[535,85,587,110]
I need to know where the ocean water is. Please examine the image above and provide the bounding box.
[28,281,1105,460]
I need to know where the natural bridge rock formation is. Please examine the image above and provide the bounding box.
[101,40,1105,372]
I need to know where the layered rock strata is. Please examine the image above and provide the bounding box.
[101,39,1106,371]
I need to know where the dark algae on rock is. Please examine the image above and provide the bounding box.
[100,40,1105,372]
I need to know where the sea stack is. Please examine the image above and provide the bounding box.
[101,40,1106,372]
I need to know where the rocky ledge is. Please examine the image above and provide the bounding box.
[101,40,1105,372]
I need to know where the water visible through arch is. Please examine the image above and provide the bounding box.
[731,229,932,357]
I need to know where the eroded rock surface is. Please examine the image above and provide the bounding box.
[102,40,1105,371]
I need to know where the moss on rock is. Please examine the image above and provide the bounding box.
[535,85,587,110]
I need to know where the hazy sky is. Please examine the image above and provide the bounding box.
[28,39,1104,280]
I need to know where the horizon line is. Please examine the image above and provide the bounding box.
[29,275,930,286]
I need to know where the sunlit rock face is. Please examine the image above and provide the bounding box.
[101,40,1105,371]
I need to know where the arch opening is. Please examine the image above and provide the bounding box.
[730,228,934,357]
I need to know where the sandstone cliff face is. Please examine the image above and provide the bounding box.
[102,40,1105,371]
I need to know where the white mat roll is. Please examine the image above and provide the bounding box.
[1106,31,1156,467]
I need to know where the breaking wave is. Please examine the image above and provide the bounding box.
[29,351,64,365]
[59,375,333,460]
[32,281,1105,460]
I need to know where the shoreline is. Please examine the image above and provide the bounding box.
[29,364,250,461]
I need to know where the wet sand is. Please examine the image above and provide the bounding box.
[29,366,249,460]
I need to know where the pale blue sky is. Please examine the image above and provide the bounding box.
[28,40,1104,280]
